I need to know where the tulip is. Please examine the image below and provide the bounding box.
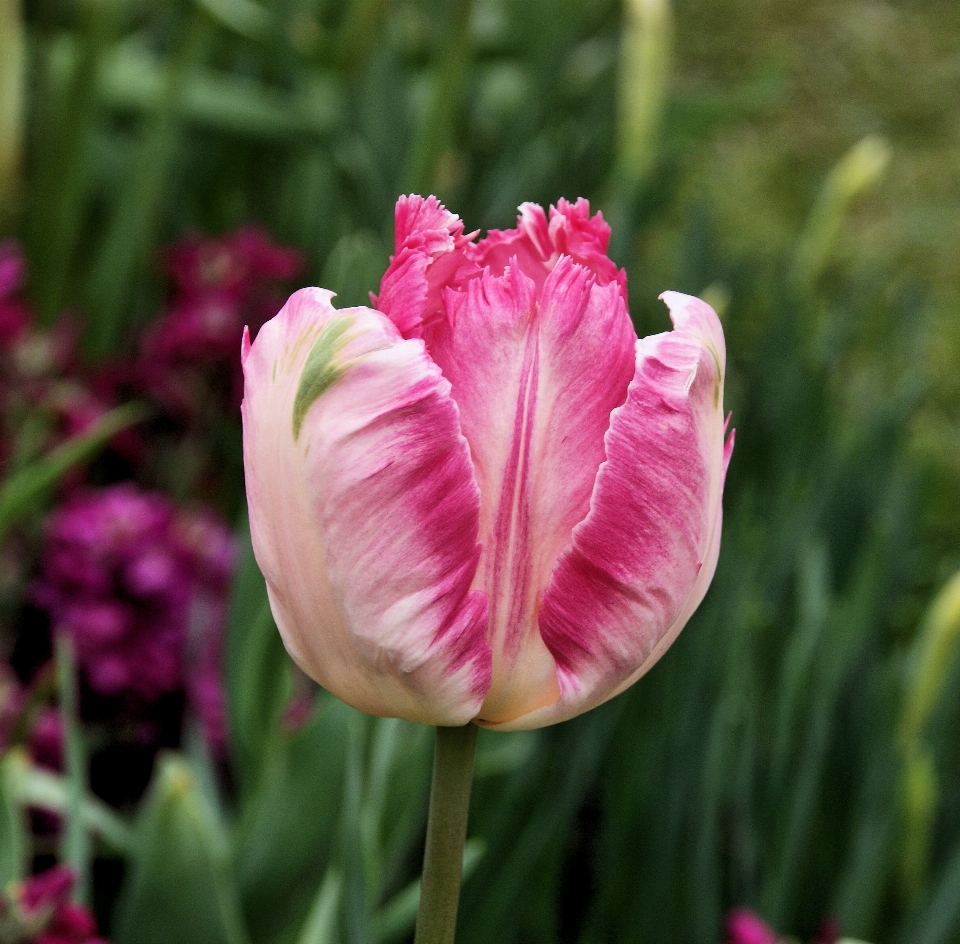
[242,194,732,731]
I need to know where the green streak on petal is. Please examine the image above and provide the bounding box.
[292,316,353,440]
[701,340,723,408]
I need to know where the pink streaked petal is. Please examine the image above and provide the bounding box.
[242,287,491,725]
[374,195,480,339]
[428,258,636,725]
[487,292,731,730]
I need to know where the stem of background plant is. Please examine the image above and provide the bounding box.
[413,723,478,944]
[604,0,672,264]
[402,0,472,198]
[0,0,25,226]
[83,10,209,359]
[54,632,91,903]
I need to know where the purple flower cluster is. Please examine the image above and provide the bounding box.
[0,225,300,942]
[34,486,187,698]
[2,226,299,766]
[140,227,304,415]
[32,485,236,749]
[0,243,119,474]
[1,866,109,944]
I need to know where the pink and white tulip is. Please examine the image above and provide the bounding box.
[241,195,733,730]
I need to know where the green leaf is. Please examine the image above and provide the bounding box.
[0,0,25,225]
[0,751,28,886]
[364,717,432,892]
[233,695,352,944]
[84,14,211,358]
[319,232,387,311]
[339,711,370,944]
[226,517,293,796]
[98,41,340,140]
[112,753,250,944]
[55,632,90,902]
[295,867,342,944]
[372,839,484,944]
[902,836,960,944]
[193,0,270,42]
[4,751,132,855]
[0,402,146,542]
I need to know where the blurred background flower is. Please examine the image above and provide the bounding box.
[1,865,109,943]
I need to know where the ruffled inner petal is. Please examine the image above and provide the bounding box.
[374,195,480,339]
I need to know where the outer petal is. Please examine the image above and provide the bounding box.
[373,195,479,338]
[488,292,732,730]
[241,287,491,725]
[427,257,636,725]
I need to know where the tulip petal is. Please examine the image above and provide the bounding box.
[373,194,479,338]
[469,202,554,291]
[242,287,491,725]
[471,198,625,297]
[427,257,636,724]
[490,292,731,730]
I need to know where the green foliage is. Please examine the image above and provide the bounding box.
[0,403,146,542]
[112,754,250,944]
[226,520,293,796]
[0,752,28,886]
[4,749,133,855]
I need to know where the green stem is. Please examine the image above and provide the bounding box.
[414,723,478,944]
[402,0,472,197]
[54,632,90,903]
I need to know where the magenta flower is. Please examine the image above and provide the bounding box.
[175,509,237,754]
[242,195,732,729]
[166,226,304,301]
[0,240,25,297]
[726,909,780,944]
[33,485,188,698]
[33,486,235,722]
[28,707,64,770]
[140,227,304,417]
[4,866,109,944]
[0,240,31,346]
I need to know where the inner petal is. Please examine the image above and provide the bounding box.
[425,256,636,723]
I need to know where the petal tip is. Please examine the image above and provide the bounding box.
[658,291,720,332]
[723,426,736,476]
[658,291,726,373]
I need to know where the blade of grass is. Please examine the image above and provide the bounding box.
[0,402,147,542]
[84,12,210,358]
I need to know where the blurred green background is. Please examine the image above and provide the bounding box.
[1,0,959,943]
